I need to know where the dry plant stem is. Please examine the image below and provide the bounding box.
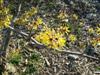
[61,50,99,60]
[16,4,22,17]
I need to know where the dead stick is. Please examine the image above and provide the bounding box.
[60,50,99,60]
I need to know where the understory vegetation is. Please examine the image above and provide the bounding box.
[0,0,100,75]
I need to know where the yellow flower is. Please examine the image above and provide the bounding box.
[57,37,66,47]
[26,17,43,30]
[35,27,66,49]
[15,7,37,25]
[96,27,100,35]
[4,15,12,27]
[26,7,37,16]
[72,14,78,20]
[57,11,68,19]
[0,15,12,28]
[79,22,84,26]
[0,7,9,15]
[49,32,66,49]
[0,6,13,28]
[35,33,50,45]
[36,17,43,25]
[57,26,70,34]
[30,17,43,30]
[90,38,100,47]
[32,21,39,29]
[88,27,94,34]
[69,34,77,43]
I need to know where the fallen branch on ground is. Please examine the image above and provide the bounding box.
[60,50,99,61]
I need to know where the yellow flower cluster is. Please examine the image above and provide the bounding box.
[90,38,100,47]
[72,14,78,20]
[28,17,43,30]
[79,22,84,26]
[88,27,100,35]
[57,11,68,19]
[68,34,77,43]
[15,7,37,25]
[0,7,9,15]
[57,25,70,34]
[35,27,66,49]
[0,7,13,28]
[88,27,94,34]
[96,27,100,35]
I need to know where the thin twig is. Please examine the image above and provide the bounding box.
[16,4,22,17]
[60,50,99,60]
[9,26,43,46]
